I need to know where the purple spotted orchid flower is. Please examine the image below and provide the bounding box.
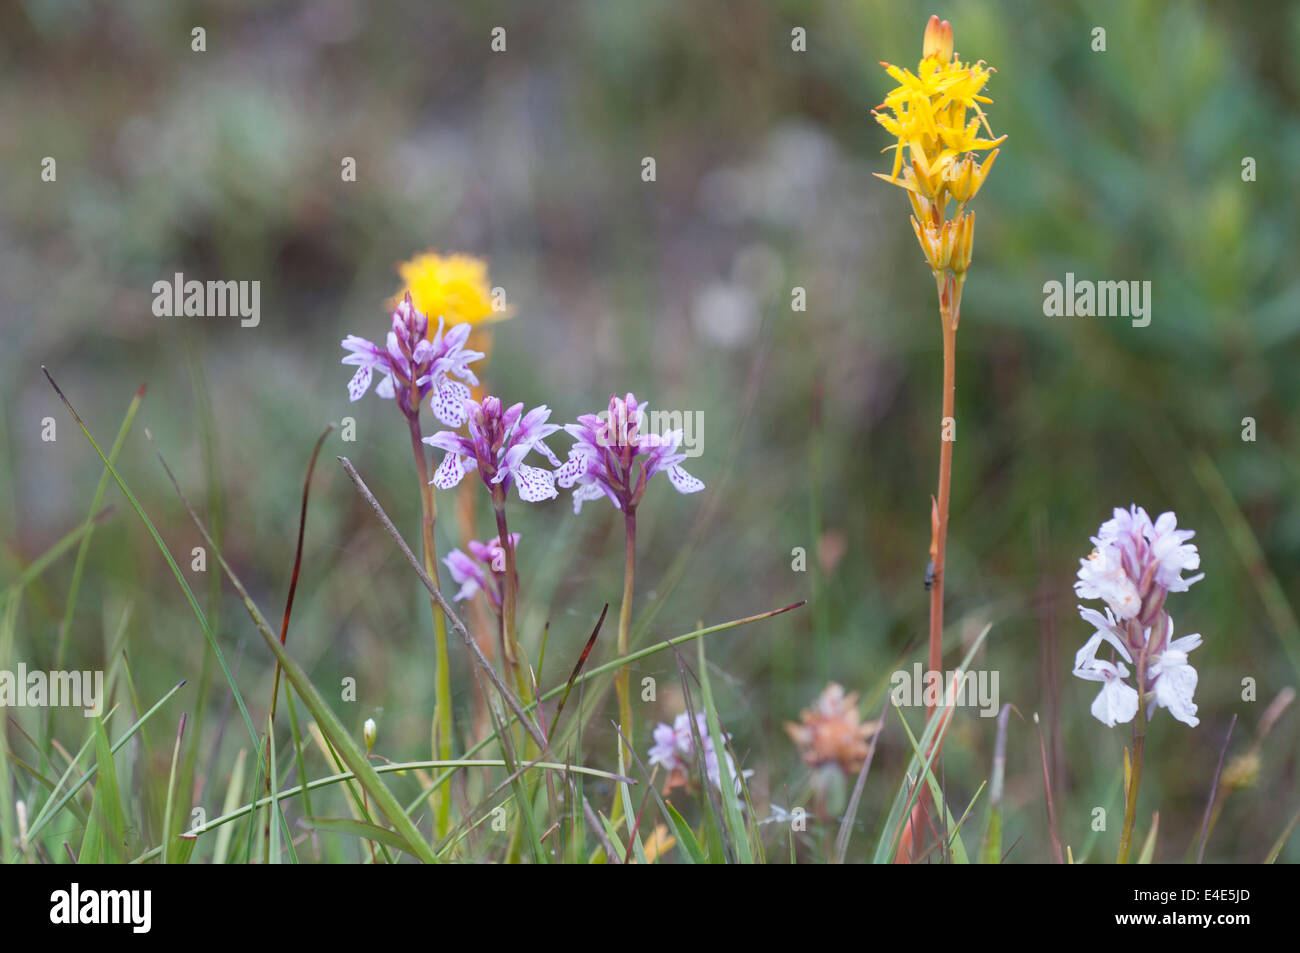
[424,396,561,502]
[555,393,704,514]
[444,534,520,611]
[648,710,752,794]
[341,292,484,426]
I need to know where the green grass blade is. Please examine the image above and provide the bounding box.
[267,715,282,865]
[892,705,970,863]
[979,703,1012,864]
[24,679,185,846]
[146,435,436,863]
[53,385,144,671]
[697,638,752,864]
[0,593,18,861]
[161,713,185,864]
[873,623,992,863]
[41,368,292,850]
[1264,804,1300,863]
[3,512,109,598]
[304,817,419,854]
[616,741,647,864]
[665,802,705,864]
[90,717,127,861]
[1137,812,1158,864]
[212,748,246,865]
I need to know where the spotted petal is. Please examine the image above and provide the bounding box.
[555,451,588,488]
[432,453,470,490]
[347,365,372,402]
[667,465,705,494]
[431,379,473,428]
[514,464,558,502]
[571,481,605,514]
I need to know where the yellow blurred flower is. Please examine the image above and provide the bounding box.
[392,250,512,330]
[393,250,512,400]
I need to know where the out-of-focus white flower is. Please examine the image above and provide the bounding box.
[1072,506,1206,729]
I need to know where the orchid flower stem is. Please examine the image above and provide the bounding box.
[616,509,637,760]
[1117,677,1148,864]
[491,497,531,721]
[408,409,453,839]
[609,508,637,834]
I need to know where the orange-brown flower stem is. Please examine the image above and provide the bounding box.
[929,274,958,720]
[896,271,961,864]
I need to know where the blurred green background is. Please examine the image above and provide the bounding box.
[1,0,1298,862]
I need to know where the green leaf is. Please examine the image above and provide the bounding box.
[697,639,752,864]
[665,802,705,864]
[305,817,423,855]
[41,369,293,851]
[1264,805,1300,864]
[161,714,186,865]
[873,623,992,863]
[25,680,185,845]
[892,705,971,863]
[1137,812,1158,864]
[90,718,127,862]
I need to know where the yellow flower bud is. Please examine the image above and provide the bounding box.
[923,15,954,62]
[950,212,975,274]
[947,149,999,205]
[911,216,950,272]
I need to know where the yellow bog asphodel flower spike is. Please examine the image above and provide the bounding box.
[876,16,1004,865]
[873,13,1005,273]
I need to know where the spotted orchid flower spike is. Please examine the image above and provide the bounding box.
[426,397,558,690]
[341,291,484,426]
[424,396,562,502]
[1072,505,1205,727]
[1073,505,1208,864]
[556,393,704,779]
[555,393,704,514]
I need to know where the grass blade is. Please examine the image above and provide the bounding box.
[696,638,752,864]
[161,713,186,864]
[41,368,292,849]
